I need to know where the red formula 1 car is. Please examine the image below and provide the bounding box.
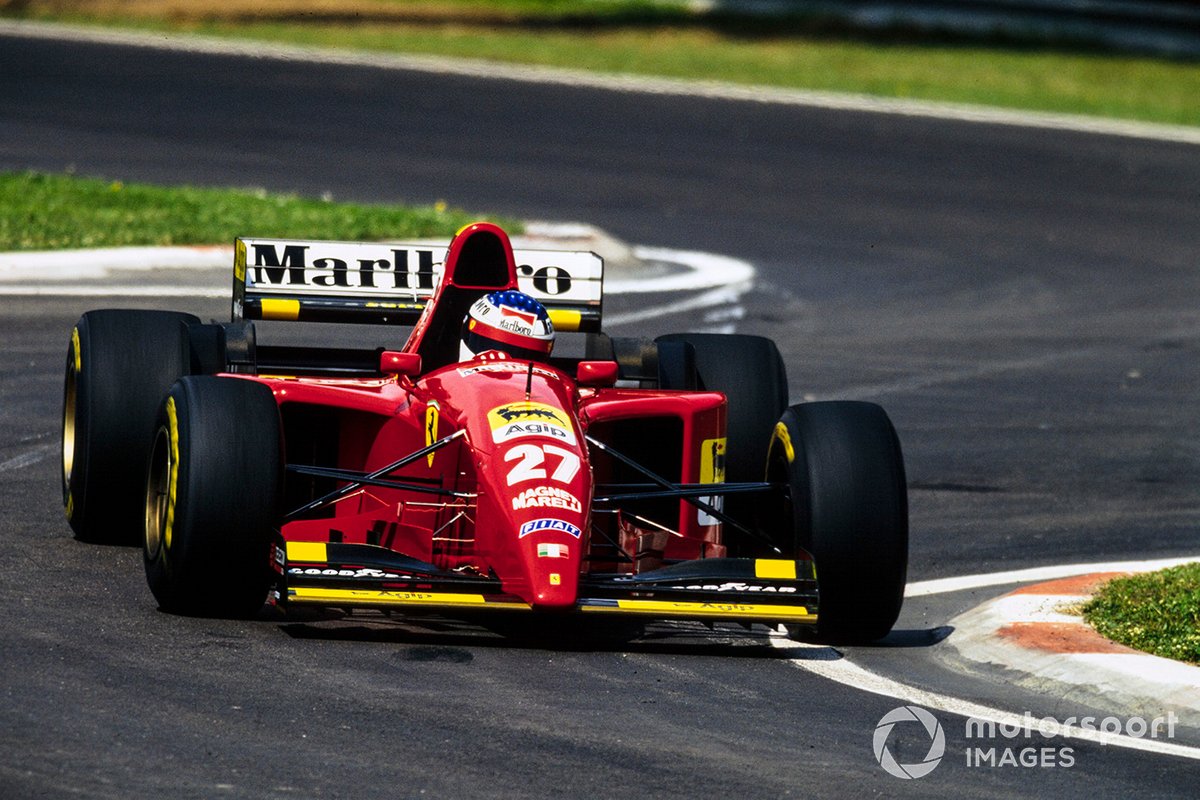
[62,222,907,642]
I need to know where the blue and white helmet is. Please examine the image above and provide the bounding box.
[459,290,555,361]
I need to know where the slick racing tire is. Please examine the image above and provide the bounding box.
[766,402,908,643]
[656,333,788,554]
[62,310,199,544]
[144,376,282,618]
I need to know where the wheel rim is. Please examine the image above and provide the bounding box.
[144,427,171,560]
[61,351,78,505]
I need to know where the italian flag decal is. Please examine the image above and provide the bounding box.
[537,543,569,558]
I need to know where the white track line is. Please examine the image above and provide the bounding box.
[610,247,756,293]
[772,556,1200,761]
[2,20,1198,146]
[906,556,1200,597]
[771,634,1200,761]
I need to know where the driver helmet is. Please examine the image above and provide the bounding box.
[459,290,555,362]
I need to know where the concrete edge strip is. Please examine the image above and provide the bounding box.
[945,571,1200,710]
[0,245,229,276]
[3,19,1199,146]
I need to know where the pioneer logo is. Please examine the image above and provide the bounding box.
[249,242,437,290]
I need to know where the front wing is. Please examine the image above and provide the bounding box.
[279,542,818,626]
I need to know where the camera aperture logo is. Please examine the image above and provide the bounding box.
[873,705,946,779]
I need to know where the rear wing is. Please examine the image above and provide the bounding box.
[232,237,603,332]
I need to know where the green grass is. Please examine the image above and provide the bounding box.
[0,171,515,250]
[1083,563,1200,665]
[4,0,1199,127]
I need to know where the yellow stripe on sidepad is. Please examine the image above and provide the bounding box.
[235,239,247,282]
[288,588,503,607]
[286,541,328,563]
[547,309,582,332]
[581,599,815,622]
[261,299,301,320]
[755,559,797,580]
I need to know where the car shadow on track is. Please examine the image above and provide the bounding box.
[275,612,954,658]
[864,626,955,648]
[277,614,796,658]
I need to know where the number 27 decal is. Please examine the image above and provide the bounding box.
[505,443,581,486]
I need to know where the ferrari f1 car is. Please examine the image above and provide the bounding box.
[62,222,908,642]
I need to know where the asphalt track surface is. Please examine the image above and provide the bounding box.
[2,30,1200,799]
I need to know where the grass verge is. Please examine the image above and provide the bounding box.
[2,1,1199,127]
[0,171,514,250]
[1083,563,1200,665]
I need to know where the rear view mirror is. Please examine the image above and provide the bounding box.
[576,360,619,387]
[380,350,422,377]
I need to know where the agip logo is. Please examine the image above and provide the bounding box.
[488,402,576,445]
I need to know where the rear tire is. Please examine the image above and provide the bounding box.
[656,333,787,553]
[765,402,908,643]
[62,310,198,544]
[143,376,282,618]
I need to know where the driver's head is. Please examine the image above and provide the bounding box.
[459,290,555,362]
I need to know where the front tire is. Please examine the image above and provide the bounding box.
[144,376,282,618]
[62,310,198,544]
[656,333,788,554]
[766,402,908,643]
